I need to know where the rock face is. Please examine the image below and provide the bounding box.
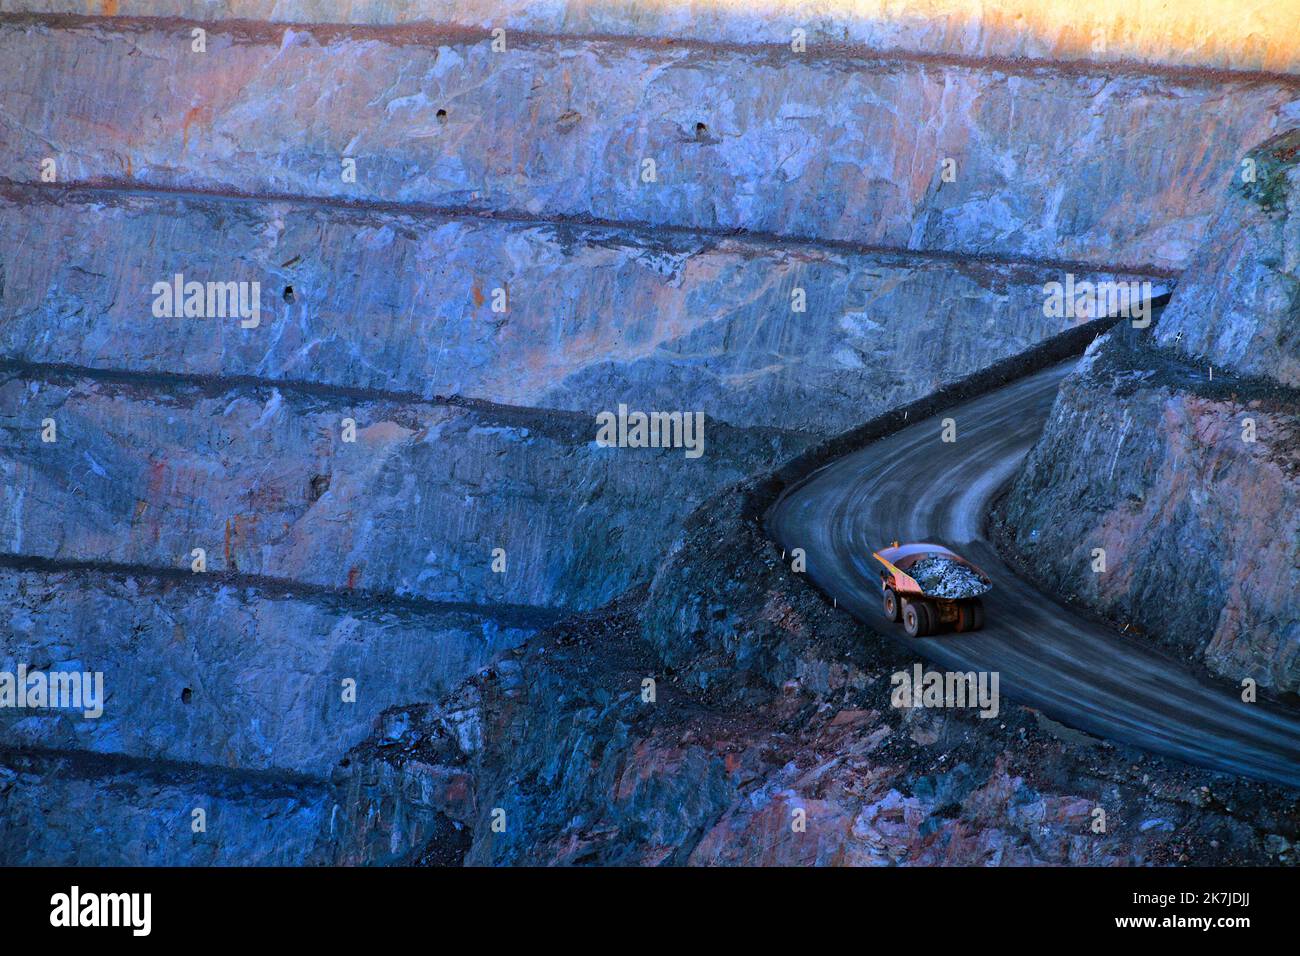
[1000,135,1300,691]
[0,187,1142,436]
[326,476,1300,867]
[0,363,793,818]
[13,0,1300,73]
[2,19,1297,271]
[1154,130,1300,387]
[0,749,332,866]
[0,372,795,610]
[0,564,539,774]
[2,4,1298,865]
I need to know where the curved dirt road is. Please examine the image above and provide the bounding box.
[767,361,1300,788]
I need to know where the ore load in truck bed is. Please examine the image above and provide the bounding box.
[908,555,992,600]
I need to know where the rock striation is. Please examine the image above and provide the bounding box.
[2,18,1297,270]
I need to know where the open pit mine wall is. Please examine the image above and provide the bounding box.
[3,16,1299,272]
[0,749,335,866]
[1001,131,1300,694]
[8,0,1300,74]
[0,3,1293,864]
[0,187,1155,435]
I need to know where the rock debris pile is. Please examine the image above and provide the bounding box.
[909,556,991,599]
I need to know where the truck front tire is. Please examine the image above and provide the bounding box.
[883,587,901,622]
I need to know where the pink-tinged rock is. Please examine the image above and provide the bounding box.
[1001,345,1300,690]
[1155,129,1300,387]
[9,1,1300,74]
[1,20,1294,269]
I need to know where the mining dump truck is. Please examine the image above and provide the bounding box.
[873,542,991,637]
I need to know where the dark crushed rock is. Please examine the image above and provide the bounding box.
[909,556,991,599]
[412,814,472,867]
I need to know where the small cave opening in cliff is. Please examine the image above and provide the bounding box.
[181,688,193,705]
[309,474,331,502]
[282,285,295,303]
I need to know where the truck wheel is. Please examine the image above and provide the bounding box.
[918,602,935,636]
[883,587,901,622]
[963,599,985,632]
[904,602,932,638]
[903,602,921,637]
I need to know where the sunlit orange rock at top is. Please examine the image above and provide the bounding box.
[621,0,1300,71]
[839,0,1300,71]
[31,0,1300,73]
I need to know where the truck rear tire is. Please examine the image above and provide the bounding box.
[968,599,985,631]
[903,601,932,638]
[883,587,901,622]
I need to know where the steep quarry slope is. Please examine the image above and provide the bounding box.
[0,749,333,866]
[0,561,542,774]
[0,186,1140,435]
[3,17,1300,270]
[0,4,1296,864]
[999,130,1300,693]
[0,367,793,782]
[328,455,1300,867]
[0,372,789,608]
[1154,131,1300,386]
[12,0,1300,73]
